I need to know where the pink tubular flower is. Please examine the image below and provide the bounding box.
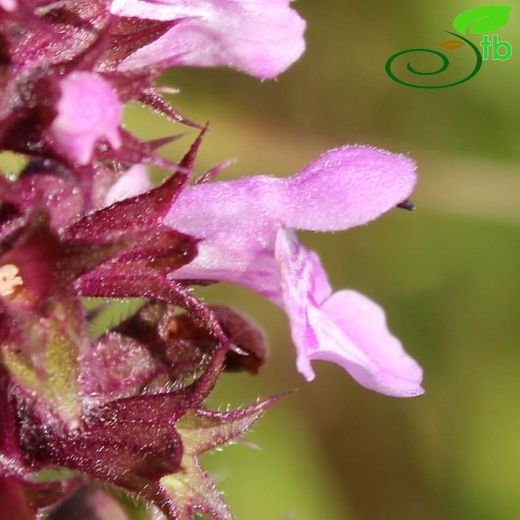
[50,72,123,165]
[165,146,424,397]
[109,0,306,79]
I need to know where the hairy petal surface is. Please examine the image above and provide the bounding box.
[0,3,424,515]
[282,146,417,231]
[110,0,306,79]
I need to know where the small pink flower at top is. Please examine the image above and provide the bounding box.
[0,0,16,11]
[50,72,123,165]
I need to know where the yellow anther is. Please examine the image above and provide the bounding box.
[0,264,23,297]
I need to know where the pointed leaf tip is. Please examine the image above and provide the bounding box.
[158,397,280,520]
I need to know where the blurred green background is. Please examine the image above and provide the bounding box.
[123,1,520,519]
[42,0,520,518]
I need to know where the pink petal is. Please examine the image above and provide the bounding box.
[111,0,306,79]
[104,164,151,207]
[275,229,424,397]
[50,72,122,165]
[318,290,424,397]
[167,146,416,235]
[0,0,16,11]
[165,175,279,248]
[283,146,417,231]
[172,242,282,299]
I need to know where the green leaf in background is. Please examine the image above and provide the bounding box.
[83,297,145,338]
[453,5,512,35]
[108,487,149,520]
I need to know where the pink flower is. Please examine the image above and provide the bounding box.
[165,146,424,397]
[50,72,123,165]
[110,0,306,79]
[0,0,16,11]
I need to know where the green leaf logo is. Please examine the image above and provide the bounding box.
[453,5,512,35]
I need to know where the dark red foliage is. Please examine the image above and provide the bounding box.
[0,132,271,520]
[0,0,183,166]
[0,3,274,519]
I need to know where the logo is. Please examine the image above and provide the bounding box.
[386,5,512,89]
